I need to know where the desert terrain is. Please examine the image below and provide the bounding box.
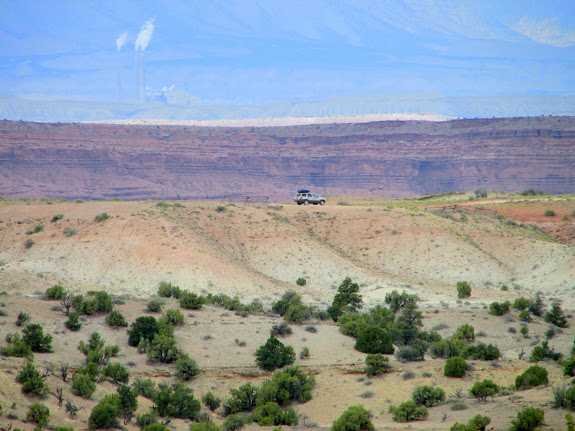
[0,193,574,430]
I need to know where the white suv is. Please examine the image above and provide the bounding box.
[294,190,326,205]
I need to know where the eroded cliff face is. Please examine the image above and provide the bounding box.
[0,117,574,200]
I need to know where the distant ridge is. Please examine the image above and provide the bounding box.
[96,113,453,127]
[1,94,574,123]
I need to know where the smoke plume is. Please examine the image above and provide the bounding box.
[116,32,128,52]
[135,19,155,51]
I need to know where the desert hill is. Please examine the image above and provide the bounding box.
[1,196,574,303]
[1,116,575,200]
[0,196,574,430]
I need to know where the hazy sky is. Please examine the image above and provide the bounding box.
[1,0,574,104]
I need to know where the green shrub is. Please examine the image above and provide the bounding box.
[300,346,310,359]
[544,209,556,216]
[469,379,499,401]
[152,382,201,420]
[16,310,31,326]
[513,297,529,311]
[191,423,221,431]
[354,326,394,354]
[158,282,182,298]
[223,414,246,431]
[444,357,467,378]
[94,212,111,222]
[509,407,544,431]
[395,345,424,362]
[132,378,157,399]
[72,372,96,398]
[411,385,445,407]
[271,323,292,337]
[202,392,222,412]
[136,412,159,429]
[331,405,374,431]
[159,309,184,326]
[142,422,166,431]
[462,342,501,360]
[450,401,468,411]
[450,414,491,431]
[46,284,65,300]
[65,311,82,331]
[528,293,544,316]
[453,324,475,341]
[296,277,307,286]
[223,383,258,415]
[146,332,179,363]
[564,357,575,377]
[327,277,363,322]
[489,301,510,316]
[175,353,200,381]
[63,227,77,237]
[393,302,424,345]
[179,291,204,309]
[117,384,138,424]
[16,362,46,396]
[88,395,120,429]
[147,300,163,313]
[529,340,562,362]
[25,238,35,248]
[128,316,159,347]
[105,310,128,328]
[365,353,391,376]
[73,290,114,315]
[515,365,549,390]
[0,333,33,358]
[23,323,53,353]
[51,214,64,222]
[389,400,428,422]
[519,310,532,322]
[384,290,419,312]
[255,335,295,371]
[545,302,568,328]
[429,338,466,359]
[565,386,575,411]
[27,402,50,428]
[456,281,471,299]
[256,366,315,406]
[252,402,298,426]
[102,362,130,384]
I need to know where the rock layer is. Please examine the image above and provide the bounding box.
[0,117,574,200]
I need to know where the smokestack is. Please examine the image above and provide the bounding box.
[135,19,154,104]
[115,32,128,102]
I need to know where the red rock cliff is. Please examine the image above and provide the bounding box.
[0,117,574,200]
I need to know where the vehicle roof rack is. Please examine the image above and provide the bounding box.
[297,189,310,193]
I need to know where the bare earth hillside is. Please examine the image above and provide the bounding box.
[0,196,574,430]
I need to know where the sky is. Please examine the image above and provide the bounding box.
[1,0,574,106]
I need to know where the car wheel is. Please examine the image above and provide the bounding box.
[320,200,325,205]
[304,200,309,205]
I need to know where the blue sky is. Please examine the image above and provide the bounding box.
[1,0,574,105]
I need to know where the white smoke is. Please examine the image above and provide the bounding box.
[116,32,128,52]
[135,19,155,51]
